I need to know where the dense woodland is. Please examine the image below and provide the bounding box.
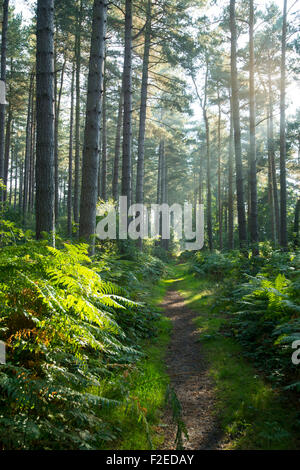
[0,0,299,451]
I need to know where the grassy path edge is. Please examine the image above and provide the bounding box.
[171,263,298,450]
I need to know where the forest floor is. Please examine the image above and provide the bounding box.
[156,263,298,450]
[160,289,224,450]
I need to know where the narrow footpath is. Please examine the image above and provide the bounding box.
[160,290,224,450]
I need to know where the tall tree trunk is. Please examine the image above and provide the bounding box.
[279,0,288,249]
[157,141,162,205]
[217,87,223,250]
[160,139,169,250]
[136,0,151,206]
[267,117,276,242]
[13,148,17,210]
[204,109,213,251]
[67,64,75,237]
[112,87,123,201]
[3,103,12,202]
[199,144,203,205]
[36,0,55,240]
[136,0,151,249]
[19,160,23,213]
[79,0,107,244]
[121,0,133,206]
[54,57,66,222]
[29,79,36,213]
[230,0,247,250]
[30,92,36,213]
[268,69,280,242]
[100,64,107,201]
[228,97,234,250]
[23,72,34,221]
[74,0,83,227]
[249,0,259,254]
[294,199,300,247]
[0,0,9,201]
[202,63,213,251]
[8,137,13,206]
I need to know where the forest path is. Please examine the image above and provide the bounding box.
[160,289,223,450]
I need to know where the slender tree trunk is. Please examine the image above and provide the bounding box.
[9,139,13,206]
[157,141,162,205]
[230,0,247,250]
[136,0,151,249]
[199,145,203,205]
[79,0,107,244]
[160,140,169,250]
[30,94,36,213]
[249,0,259,254]
[54,57,66,221]
[267,117,276,242]
[23,72,34,221]
[204,109,213,251]
[136,0,151,206]
[228,98,234,250]
[74,0,83,227]
[268,69,280,242]
[112,87,123,201]
[13,149,17,210]
[121,0,133,206]
[3,104,12,202]
[19,161,23,213]
[100,65,107,201]
[217,87,223,250]
[36,0,55,240]
[279,0,288,249]
[294,199,300,246]
[202,63,213,251]
[67,64,75,237]
[0,0,9,202]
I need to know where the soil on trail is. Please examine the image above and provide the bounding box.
[160,290,223,450]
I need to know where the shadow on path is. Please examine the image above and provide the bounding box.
[160,290,224,450]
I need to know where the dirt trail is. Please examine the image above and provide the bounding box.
[160,290,223,450]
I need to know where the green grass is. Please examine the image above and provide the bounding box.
[101,274,172,450]
[169,263,299,450]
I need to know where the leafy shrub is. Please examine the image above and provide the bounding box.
[192,251,241,279]
[230,272,300,387]
[0,241,160,449]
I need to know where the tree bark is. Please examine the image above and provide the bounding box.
[112,87,123,201]
[217,87,223,250]
[294,199,300,247]
[79,0,107,244]
[249,0,259,255]
[230,0,247,250]
[228,97,234,250]
[268,69,280,242]
[54,57,66,221]
[23,72,34,220]
[279,0,288,249]
[0,0,9,201]
[136,0,151,249]
[67,64,75,237]
[100,63,107,201]
[3,102,12,202]
[36,0,55,239]
[121,0,133,207]
[203,63,213,251]
[74,0,83,227]
[136,0,151,206]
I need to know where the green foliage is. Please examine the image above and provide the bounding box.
[0,240,164,450]
[191,247,300,390]
[192,250,241,279]
[171,263,299,450]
